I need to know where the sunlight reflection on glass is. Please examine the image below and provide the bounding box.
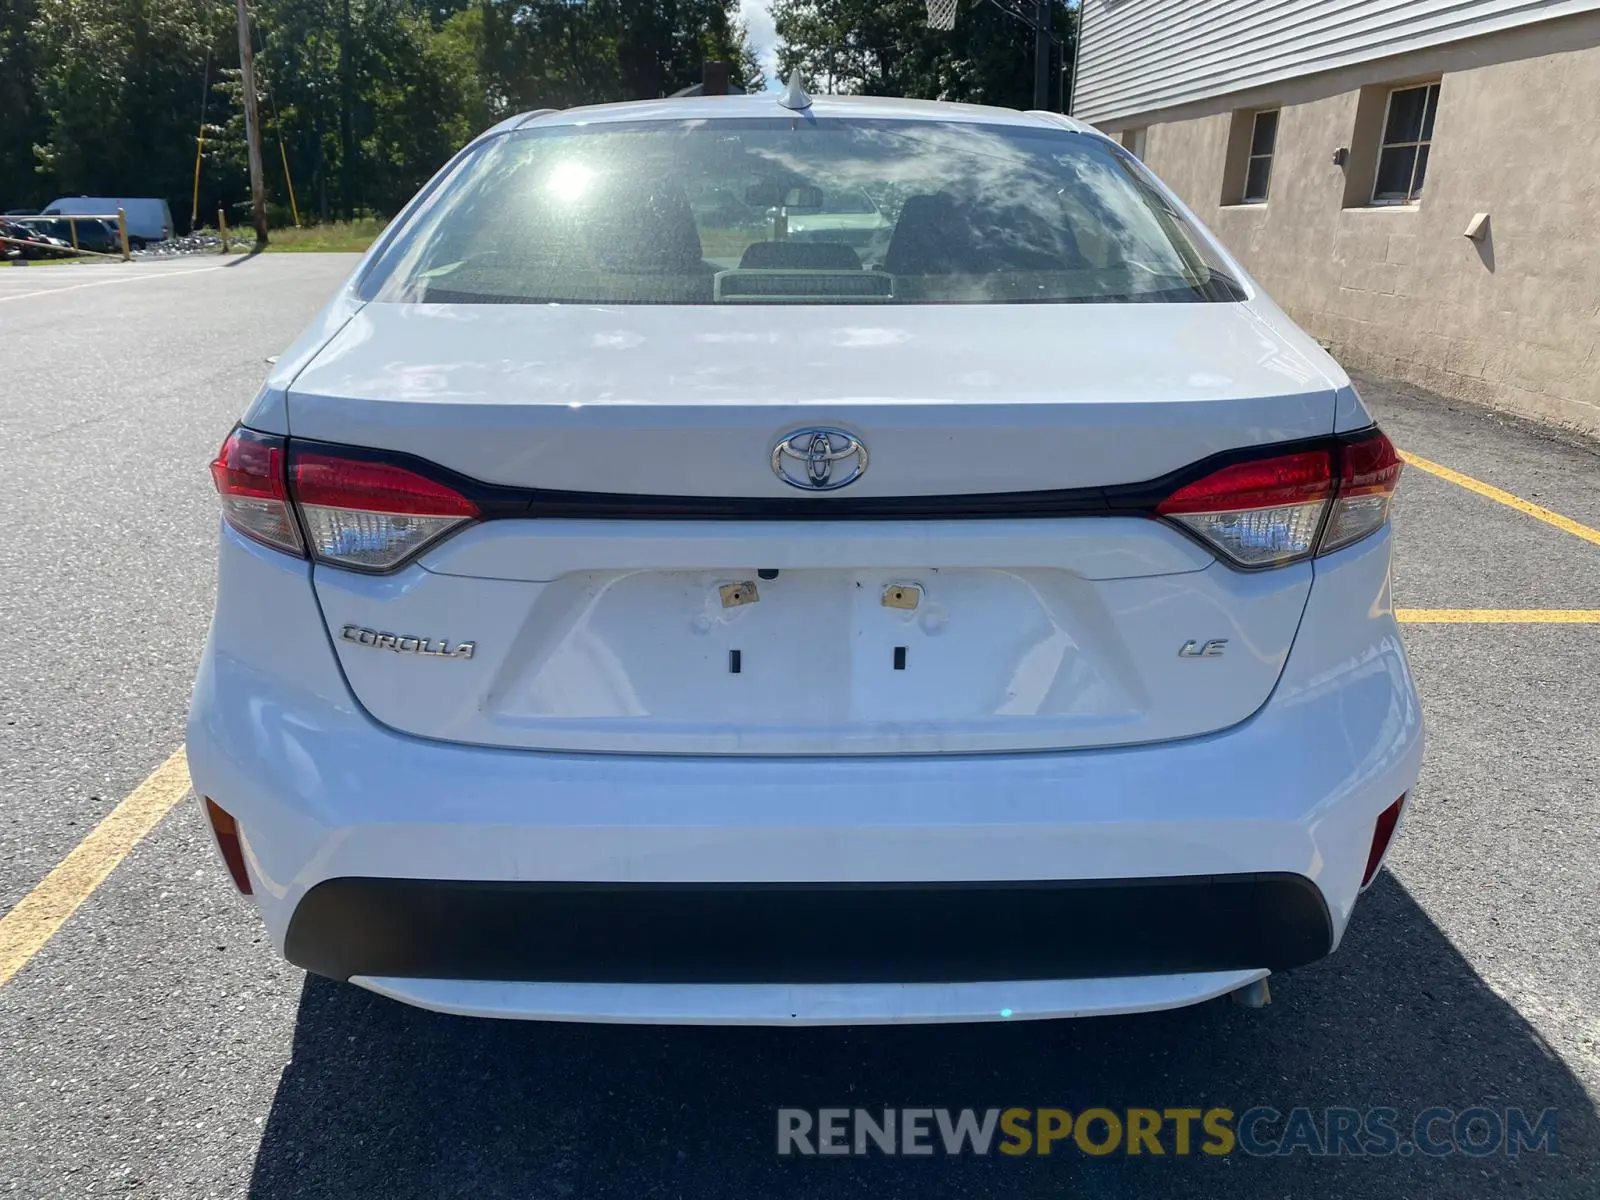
[545,161,595,203]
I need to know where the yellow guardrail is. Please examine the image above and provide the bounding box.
[1,209,132,261]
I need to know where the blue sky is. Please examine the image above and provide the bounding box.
[739,0,780,87]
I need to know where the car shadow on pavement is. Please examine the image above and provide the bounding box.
[248,874,1598,1200]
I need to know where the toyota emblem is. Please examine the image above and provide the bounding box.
[770,428,869,491]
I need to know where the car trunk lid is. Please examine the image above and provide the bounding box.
[285,301,1334,495]
[290,300,1333,754]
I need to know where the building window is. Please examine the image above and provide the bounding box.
[1372,82,1439,204]
[1121,127,1147,160]
[1242,110,1278,203]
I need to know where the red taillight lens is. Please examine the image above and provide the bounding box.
[290,450,479,570]
[293,454,479,516]
[1155,450,1334,513]
[1322,430,1403,554]
[1156,450,1333,567]
[203,797,253,895]
[209,427,304,555]
[1361,794,1407,888]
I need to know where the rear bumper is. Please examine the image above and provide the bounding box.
[186,523,1423,1023]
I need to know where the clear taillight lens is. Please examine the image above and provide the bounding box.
[1321,430,1403,554]
[290,451,478,571]
[1156,450,1334,567]
[209,427,304,555]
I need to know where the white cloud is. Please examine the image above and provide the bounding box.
[738,0,781,89]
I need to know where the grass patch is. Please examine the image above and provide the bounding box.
[271,219,388,252]
[255,219,387,253]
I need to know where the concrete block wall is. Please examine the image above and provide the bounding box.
[1120,14,1600,437]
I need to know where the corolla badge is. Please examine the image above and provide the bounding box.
[340,624,475,659]
[771,428,869,491]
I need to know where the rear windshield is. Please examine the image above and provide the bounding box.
[366,118,1245,306]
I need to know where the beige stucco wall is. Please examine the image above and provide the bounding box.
[1108,14,1600,437]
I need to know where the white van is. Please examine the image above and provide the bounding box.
[43,197,174,246]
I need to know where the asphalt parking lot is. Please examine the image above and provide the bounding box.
[1,253,1597,1199]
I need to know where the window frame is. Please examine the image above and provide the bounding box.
[1241,108,1278,204]
[1370,82,1439,206]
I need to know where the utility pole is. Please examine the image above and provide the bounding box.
[1033,0,1051,110]
[236,0,269,247]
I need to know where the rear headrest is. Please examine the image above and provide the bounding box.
[884,192,1087,276]
[584,174,706,273]
[738,241,862,271]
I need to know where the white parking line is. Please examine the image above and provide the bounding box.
[0,265,226,304]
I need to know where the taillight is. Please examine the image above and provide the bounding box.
[1155,429,1403,568]
[1322,430,1403,554]
[209,428,304,555]
[210,429,479,571]
[290,450,479,571]
[1156,449,1333,567]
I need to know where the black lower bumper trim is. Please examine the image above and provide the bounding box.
[284,874,1333,985]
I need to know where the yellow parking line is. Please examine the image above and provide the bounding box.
[1397,609,1600,623]
[1400,451,1600,547]
[0,748,190,987]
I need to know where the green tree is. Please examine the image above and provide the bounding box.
[357,7,489,212]
[254,0,758,218]
[471,0,756,112]
[1,0,52,206]
[772,0,1075,111]
[28,0,231,215]
[8,0,758,227]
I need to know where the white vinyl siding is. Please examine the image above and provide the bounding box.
[1074,0,1600,124]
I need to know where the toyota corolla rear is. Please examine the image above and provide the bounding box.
[186,95,1423,1024]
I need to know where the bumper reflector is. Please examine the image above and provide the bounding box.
[1361,794,1407,888]
[203,798,253,895]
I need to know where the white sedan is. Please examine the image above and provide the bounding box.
[187,89,1422,1024]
